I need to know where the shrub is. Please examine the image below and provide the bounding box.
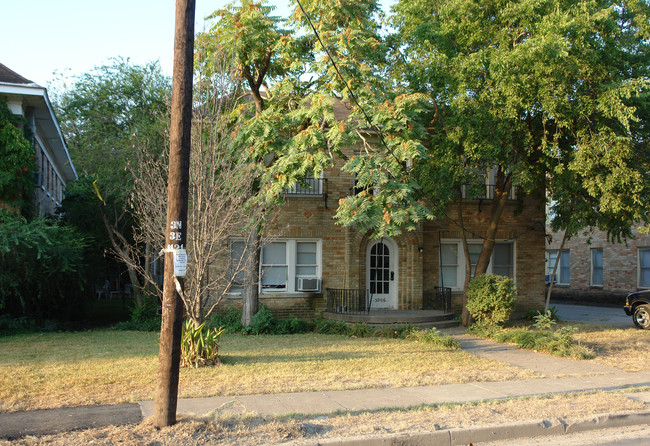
[180,319,224,368]
[314,318,350,335]
[243,305,276,335]
[348,322,375,338]
[466,274,517,325]
[207,305,244,333]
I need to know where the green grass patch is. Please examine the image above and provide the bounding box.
[470,323,594,359]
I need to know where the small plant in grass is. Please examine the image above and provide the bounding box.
[466,274,517,326]
[348,322,375,338]
[533,310,557,331]
[180,319,224,368]
[405,327,460,349]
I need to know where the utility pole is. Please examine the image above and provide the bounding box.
[153,0,195,428]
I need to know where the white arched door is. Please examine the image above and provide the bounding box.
[366,238,398,309]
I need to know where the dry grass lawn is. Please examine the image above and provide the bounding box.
[570,323,650,372]
[0,331,536,412]
[1,390,645,446]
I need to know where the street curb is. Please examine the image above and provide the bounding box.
[306,410,650,446]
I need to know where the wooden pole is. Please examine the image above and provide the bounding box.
[153,0,195,428]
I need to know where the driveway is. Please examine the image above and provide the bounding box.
[552,303,632,329]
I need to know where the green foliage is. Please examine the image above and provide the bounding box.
[0,98,35,215]
[532,310,558,331]
[0,218,87,322]
[112,296,161,332]
[348,322,375,338]
[466,274,517,325]
[243,305,276,335]
[0,314,36,335]
[180,319,225,368]
[489,325,592,360]
[404,327,460,349]
[207,305,244,333]
[313,318,350,335]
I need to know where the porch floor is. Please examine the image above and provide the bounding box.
[322,309,458,329]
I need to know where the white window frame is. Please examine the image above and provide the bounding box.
[260,239,322,293]
[440,239,515,291]
[591,248,603,287]
[547,250,570,285]
[638,248,650,289]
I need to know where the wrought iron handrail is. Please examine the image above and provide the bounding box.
[422,287,452,312]
[326,288,370,315]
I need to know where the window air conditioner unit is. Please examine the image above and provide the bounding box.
[298,278,320,292]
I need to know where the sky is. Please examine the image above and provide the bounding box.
[1,0,293,88]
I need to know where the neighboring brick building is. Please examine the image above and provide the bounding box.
[219,104,547,320]
[0,63,77,215]
[546,226,649,305]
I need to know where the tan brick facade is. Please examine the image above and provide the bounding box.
[213,143,547,319]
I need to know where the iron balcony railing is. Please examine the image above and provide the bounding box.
[422,287,452,312]
[461,184,522,201]
[286,177,326,196]
[326,288,371,315]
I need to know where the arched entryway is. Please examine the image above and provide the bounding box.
[366,238,398,309]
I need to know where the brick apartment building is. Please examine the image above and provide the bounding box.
[0,63,77,215]
[218,105,547,321]
[546,226,650,304]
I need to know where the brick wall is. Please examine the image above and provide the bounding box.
[546,226,649,302]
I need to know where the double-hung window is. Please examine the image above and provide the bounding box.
[547,250,570,285]
[591,249,603,286]
[440,240,515,290]
[638,248,650,288]
[261,239,321,293]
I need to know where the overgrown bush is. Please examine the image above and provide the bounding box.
[112,296,160,331]
[0,217,87,323]
[466,274,517,325]
[180,319,224,368]
[207,305,243,333]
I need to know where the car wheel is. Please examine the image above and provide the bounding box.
[632,304,650,330]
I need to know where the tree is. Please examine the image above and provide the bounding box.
[125,54,267,326]
[384,0,650,324]
[197,0,430,325]
[54,58,172,302]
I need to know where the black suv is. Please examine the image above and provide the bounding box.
[624,290,650,330]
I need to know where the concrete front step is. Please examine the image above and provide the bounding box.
[322,310,459,329]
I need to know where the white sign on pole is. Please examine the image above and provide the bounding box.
[173,248,187,277]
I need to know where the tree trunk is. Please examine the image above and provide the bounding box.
[462,170,513,326]
[458,197,474,327]
[545,227,569,312]
[241,227,260,327]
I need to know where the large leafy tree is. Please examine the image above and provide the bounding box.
[197,0,429,324]
[54,58,172,300]
[386,0,650,323]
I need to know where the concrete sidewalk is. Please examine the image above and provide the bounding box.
[1,327,649,443]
